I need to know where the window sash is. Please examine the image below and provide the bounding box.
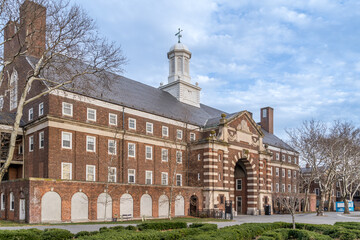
[108,167,116,182]
[177,130,183,139]
[176,151,182,163]
[109,113,117,125]
[87,108,96,121]
[62,102,73,116]
[39,132,44,149]
[128,118,136,129]
[146,122,153,133]
[9,193,14,211]
[162,126,168,137]
[176,174,182,186]
[39,102,44,116]
[86,165,96,181]
[145,171,152,185]
[145,146,152,160]
[236,179,242,190]
[108,140,116,155]
[128,143,135,157]
[28,108,33,121]
[128,169,135,183]
[161,173,168,185]
[86,136,96,152]
[1,193,4,210]
[161,149,168,161]
[62,132,72,149]
[61,163,72,180]
[190,133,196,141]
[29,136,34,152]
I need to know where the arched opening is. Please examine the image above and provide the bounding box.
[71,192,89,222]
[120,193,133,218]
[158,195,169,218]
[189,195,198,216]
[41,191,61,223]
[140,194,152,218]
[175,195,185,216]
[234,160,247,215]
[97,193,112,221]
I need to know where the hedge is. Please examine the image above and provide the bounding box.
[259,228,332,240]
[0,228,42,240]
[41,228,74,240]
[137,221,187,231]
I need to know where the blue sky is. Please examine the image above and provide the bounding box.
[75,0,360,138]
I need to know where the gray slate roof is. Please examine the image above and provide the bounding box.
[0,112,25,127]
[262,128,297,152]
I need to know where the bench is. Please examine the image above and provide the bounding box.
[121,214,132,220]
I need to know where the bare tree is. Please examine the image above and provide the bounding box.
[273,190,303,229]
[0,0,126,183]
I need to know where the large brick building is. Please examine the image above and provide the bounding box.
[0,1,302,223]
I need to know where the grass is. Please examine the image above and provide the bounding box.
[0,217,231,227]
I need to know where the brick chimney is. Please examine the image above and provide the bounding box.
[260,107,274,134]
[4,0,46,60]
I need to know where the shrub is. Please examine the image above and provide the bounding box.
[0,229,41,240]
[125,225,137,231]
[137,221,187,231]
[74,231,98,238]
[189,223,217,231]
[108,225,125,231]
[335,222,360,230]
[41,228,74,240]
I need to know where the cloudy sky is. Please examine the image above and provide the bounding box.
[76,0,360,138]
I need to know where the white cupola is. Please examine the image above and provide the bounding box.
[159,29,201,108]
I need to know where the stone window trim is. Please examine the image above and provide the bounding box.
[190,132,196,141]
[61,162,72,180]
[281,155,285,162]
[86,165,96,181]
[9,192,14,211]
[146,122,153,134]
[29,135,34,152]
[176,129,183,140]
[128,118,136,130]
[28,108,33,121]
[39,131,44,149]
[61,132,72,149]
[109,113,118,126]
[62,102,73,117]
[108,167,116,183]
[145,146,153,160]
[236,179,242,191]
[162,126,169,137]
[87,108,97,121]
[128,143,136,158]
[176,151,182,164]
[275,167,279,176]
[108,139,116,155]
[145,170,153,185]
[0,193,4,210]
[86,136,96,152]
[275,153,279,161]
[39,102,44,116]
[161,148,168,162]
[176,174,182,186]
[128,169,136,183]
[161,172,168,185]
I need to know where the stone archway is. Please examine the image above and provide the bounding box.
[140,194,152,217]
[120,193,133,217]
[175,195,185,216]
[190,195,198,216]
[234,161,247,214]
[41,191,61,223]
[97,193,112,221]
[71,192,89,222]
[158,195,169,218]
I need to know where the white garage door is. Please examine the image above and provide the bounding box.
[71,192,88,222]
[175,195,184,216]
[158,195,169,218]
[97,193,112,221]
[41,191,61,223]
[120,193,133,218]
[140,194,152,217]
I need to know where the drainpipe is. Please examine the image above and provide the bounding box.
[22,129,25,178]
[121,106,125,183]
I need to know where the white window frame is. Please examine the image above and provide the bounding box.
[236,179,242,190]
[288,156,291,163]
[128,143,135,157]
[86,136,96,152]
[108,167,116,183]
[161,148,168,162]
[276,183,279,193]
[282,184,285,193]
[145,170,153,185]
[176,129,183,140]
[276,153,279,160]
[161,172,168,185]
[198,173,200,181]
[109,113,118,126]
[293,171,297,178]
[87,108,97,121]
[270,167,272,176]
[128,169,135,183]
[61,132,72,149]
[294,185,297,193]
[276,168,279,176]
[176,174,182,186]
[282,169,285,177]
[39,102,44,116]
[62,102,73,117]
[197,153,201,161]
[162,126,169,137]
[145,146,153,160]
[28,108,33,121]
[39,131,44,149]
[1,193,4,210]
[86,165,96,181]
[190,133,196,141]
[61,162,72,180]
[282,155,285,161]
[288,169,291,178]
[176,151,182,163]
[108,140,116,155]
[18,144,23,155]
[288,184,291,193]
[128,118,136,130]
[29,136,34,152]
[9,192,14,211]
[146,122,153,134]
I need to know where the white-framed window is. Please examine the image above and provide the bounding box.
[39,102,44,116]
[293,171,297,178]
[198,173,200,181]
[1,193,5,210]
[288,169,291,178]
[9,192,14,211]
[288,156,291,163]
[337,191,341,198]
[218,154,222,161]
[282,155,285,161]
[145,171,153,185]
[86,165,96,181]
[276,183,279,192]
[176,129,183,140]
[29,136,34,152]
[86,136,96,152]
[276,153,279,160]
[288,184,291,193]
[9,70,18,111]
[294,185,297,193]
[190,133,196,141]
[282,184,285,193]
[162,126,168,137]
[87,108,96,121]
[295,157,298,164]
[218,173,221,181]
[146,122,153,134]
[197,153,201,161]
[61,162,72,180]
[145,146,153,160]
[128,143,135,157]
[62,102,73,116]
[108,167,116,182]
[269,167,272,176]
[176,174,182,186]
[161,148,168,162]
[176,151,182,163]
[262,108,267,117]
[28,108,33,121]
[161,172,168,185]
[61,132,72,149]
[128,118,136,130]
[128,169,135,183]
[39,131,44,149]
[315,188,320,196]
[276,168,279,176]
[282,169,285,177]
[236,179,242,190]
[108,140,116,155]
[109,113,117,126]
[18,145,23,155]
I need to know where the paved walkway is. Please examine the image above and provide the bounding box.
[0,212,359,234]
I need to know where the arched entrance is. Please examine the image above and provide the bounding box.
[234,160,247,215]
[190,195,198,216]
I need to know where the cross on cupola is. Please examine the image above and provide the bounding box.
[175,28,183,43]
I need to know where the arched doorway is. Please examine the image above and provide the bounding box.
[175,195,185,216]
[97,193,112,221]
[71,192,89,222]
[190,195,198,216]
[120,193,133,217]
[234,160,247,215]
[41,191,61,223]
